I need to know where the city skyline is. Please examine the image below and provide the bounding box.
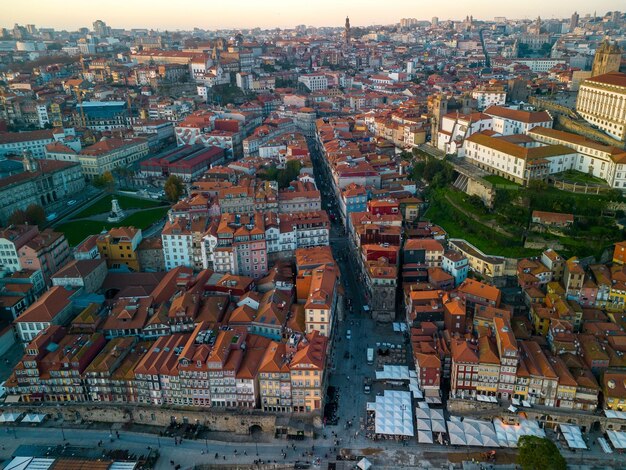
[4,0,625,30]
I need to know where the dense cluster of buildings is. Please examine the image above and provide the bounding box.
[0,12,626,431]
[3,244,340,412]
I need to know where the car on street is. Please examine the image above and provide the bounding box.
[45,213,57,221]
[346,329,351,340]
[67,199,77,206]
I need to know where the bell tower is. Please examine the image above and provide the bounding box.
[344,16,351,46]
[592,39,622,77]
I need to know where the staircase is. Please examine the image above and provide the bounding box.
[453,173,469,192]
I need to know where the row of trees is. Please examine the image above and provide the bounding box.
[9,204,46,227]
[92,169,184,203]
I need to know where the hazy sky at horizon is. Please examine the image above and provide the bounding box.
[4,0,625,30]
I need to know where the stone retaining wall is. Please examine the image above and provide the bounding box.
[4,403,279,435]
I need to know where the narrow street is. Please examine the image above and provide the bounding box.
[308,138,407,443]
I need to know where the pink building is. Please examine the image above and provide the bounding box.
[18,229,71,283]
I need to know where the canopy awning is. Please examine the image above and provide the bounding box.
[417,429,434,443]
[0,412,23,423]
[604,410,626,420]
[607,430,626,450]
[371,390,414,437]
[21,413,47,424]
[598,437,613,454]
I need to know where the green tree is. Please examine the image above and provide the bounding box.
[92,171,115,191]
[8,209,28,225]
[25,204,46,227]
[164,175,185,202]
[517,436,566,470]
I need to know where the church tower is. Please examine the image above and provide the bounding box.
[22,150,37,172]
[344,16,351,46]
[592,40,622,77]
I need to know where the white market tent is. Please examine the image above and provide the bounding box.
[417,418,431,431]
[0,411,23,423]
[417,429,434,443]
[376,365,411,381]
[449,430,467,445]
[392,322,408,332]
[2,457,55,470]
[357,458,372,470]
[431,418,447,433]
[109,464,137,470]
[372,390,414,437]
[560,424,587,450]
[445,418,500,447]
[430,408,445,421]
[21,413,47,424]
[493,418,546,448]
[409,375,423,399]
[414,407,447,435]
[607,430,626,450]
[605,410,626,420]
[598,437,614,454]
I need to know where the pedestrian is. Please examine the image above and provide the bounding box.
[244,450,247,455]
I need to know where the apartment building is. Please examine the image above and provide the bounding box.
[17,228,71,283]
[290,331,327,412]
[450,338,479,398]
[162,217,195,271]
[278,180,321,213]
[259,341,293,412]
[472,87,506,110]
[298,74,328,92]
[97,227,143,271]
[0,225,40,274]
[304,265,339,337]
[13,286,80,343]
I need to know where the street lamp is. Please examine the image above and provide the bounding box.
[60,426,66,441]
[157,435,161,448]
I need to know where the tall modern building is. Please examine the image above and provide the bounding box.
[570,11,579,31]
[92,19,109,37]
[591,40,622,78]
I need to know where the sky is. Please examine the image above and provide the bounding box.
[4,0,624,30]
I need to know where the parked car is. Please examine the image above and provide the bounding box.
[45,213,57,222]
[346,329,352,340]
[67,199,77,206]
